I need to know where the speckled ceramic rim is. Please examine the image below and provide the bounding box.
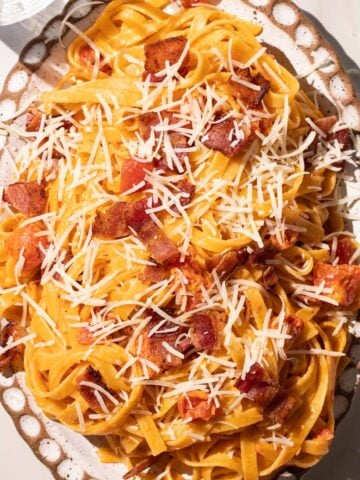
[0,1,359,479]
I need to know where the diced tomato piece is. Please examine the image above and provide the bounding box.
[335,237,356,264]
[120,158,152,193]
[313,262,360,308]
[178,390,221,421]
[77,327,94,345]
[8,223,49,272]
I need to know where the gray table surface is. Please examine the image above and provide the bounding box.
[0,1,359,479]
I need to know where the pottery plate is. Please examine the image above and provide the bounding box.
[0,1,359,479]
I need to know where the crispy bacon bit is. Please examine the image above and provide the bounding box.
[77,327,94,345]
[135,220,180,265]
[190,312,225,351]
[176,180,195,207]
[297,294,321,306]
[154,133,190,172]
[126,202,180,266]
[202,116,253,157]
[229,68,270,109]
[77,365,114,411]
[79,45,112,75]
[314,116,337,134]
[4,182,46,217]
[93,202,130,239]
[144,36,189,80]
[169,132,189,163]
[267,230,299,251]
[335,237,356,264]
[283,315,304,350]
[327,128,352,151]
[265,390,296,424]
[123,456,162,480]
[9,223,49,272]
[26,106,42,132]
[175,250,212,310]
[205,248,249,279]
[313,263,360,307]
[261,266,278,291]
[0,320,26,372]
[235,363,280,406]
[248,246,279,266]
[126,198,149,230]
[120,158,152,193]
[140,264,169,283]
[178,390,221,421]
[140,317,187,374]
[138,111,178,140]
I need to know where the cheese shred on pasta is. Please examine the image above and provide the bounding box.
[0,1,358,479]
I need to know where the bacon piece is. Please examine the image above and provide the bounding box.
[248,246,279,266]
[9,223,49,272]
[169,132,189,165]
[123,456,163,480]
[235,363,280,406]
[327,128,352,151]
[267,230,299,251]
[283,315,304,350]
[174,250,212,310]
[178,180,195,207]
[335,237,356,264]
[127,201,180,265]
[168,179,196,212]
[125,198,149,230]
[202,116,253,157]
[205,248,249,279]
[79,45,112,75]
[190,311,225,351]
[297,294,321,306]
[313,262,360,307]
[4,182,46,217]
[135,220,180,265]
[138,111,179,141]
[77,327,94,346]
[0,320,26,372]
[140,316,188,374]
[120,158,152,193]
[77,365,114,411]
[261,266,278,291]
[154,133,190,173]
[265,390,296,424]
[228,68,270,109]
[314,116,337,134]
[178,390,221,421]
[26,106,42,132]
[140,264,169,283]
[93,202,130,239]
[144,36,189,81]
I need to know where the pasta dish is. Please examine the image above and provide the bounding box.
[0,0,358,478]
